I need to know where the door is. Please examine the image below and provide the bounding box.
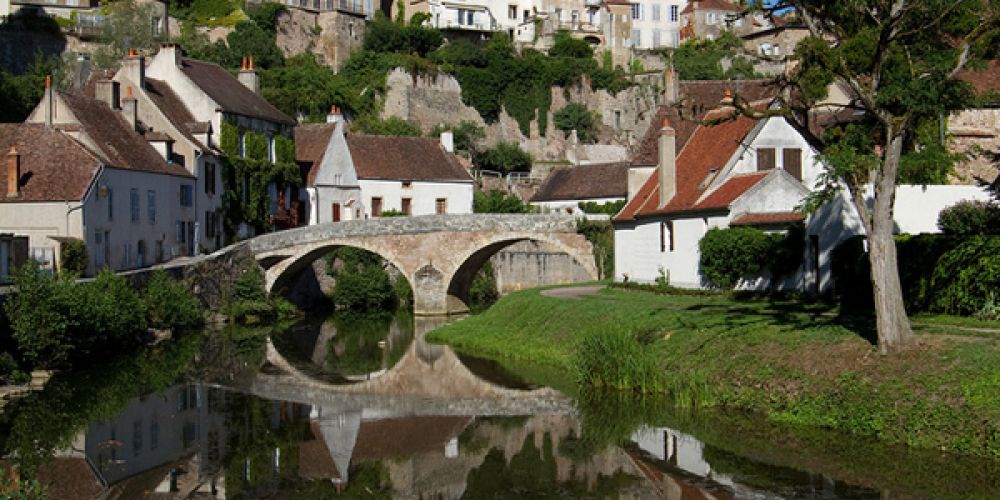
[332,203,341,222]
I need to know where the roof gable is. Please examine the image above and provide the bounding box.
[143,78,213,152]
[0,123,102,203]
[296,122,360,187]
[179,58,295,126]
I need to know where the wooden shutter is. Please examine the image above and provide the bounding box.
[783,148,802,181]
[757,148,775,171]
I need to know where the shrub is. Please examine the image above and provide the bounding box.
[5,262,73,368]
[429,120,485,157]
[329,248,396,310]
[577,200,625,215]
[59,239,88,277]
[393,275,413,308]
[553,103,597,143]
[930,237,1000,316]
[468,262,499,307]
[577,219,614,279]
[474,142,532,174]
[937,199,1000,236]
[549,31,593,59]
[698,227,776,289]
[474,190,532,213]
[142,271,203,330]
[352,115,422,136]
[71,270,146,350]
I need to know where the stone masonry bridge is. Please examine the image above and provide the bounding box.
[247,214,598,316]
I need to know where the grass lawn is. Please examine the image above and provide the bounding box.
[427,286,1000,459]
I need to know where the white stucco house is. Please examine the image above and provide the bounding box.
[0,83,197,276]
[613,96,992,292]
[629,0,686,49]
[295,109,474,224]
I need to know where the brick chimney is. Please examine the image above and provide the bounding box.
[160,43,182,67]
[95,79,121,110]
[44,75,54,128]
[122,85,138,131]
[238,55,261,95]
[121,48,146,91]
[7,146,20,198]
[658,117,676,207]
[326,105,343,124]
[721,88,734,107]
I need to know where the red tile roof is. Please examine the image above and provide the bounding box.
[957,59,1000,96]
[0,123,102,202]
[530,162,630,202]
[692,171,769,210]
[616,109,761,221]
[731,211,805,226]
[294,122,337,185]
[346,134,473,182]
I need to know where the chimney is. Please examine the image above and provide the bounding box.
[160,43,181,67]
[326,105,343,124]
[121,48,146,91]
[7,146,20,198]
[122,85,138,131]
[663,68,678,103]
[44,75,53,128]
[721,88,734,107]
[658,117,676,207]
[440,130,454,153]
[238,55,261,95]
[95,79,121,110]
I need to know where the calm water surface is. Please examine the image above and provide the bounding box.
[1,311,997,499]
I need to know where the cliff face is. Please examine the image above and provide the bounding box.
[274,7,366,72]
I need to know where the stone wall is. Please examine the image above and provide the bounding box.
[949,108,1000,185]
[491,240,592,294]
[275,7,366,72]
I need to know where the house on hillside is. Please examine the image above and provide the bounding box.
[142,44,300,237]
[0,80,196,275]
[530,162,630,217]
[614,93,993,292]
[295,107,474,223]
[679,0,740,42]
[625,0,686,49]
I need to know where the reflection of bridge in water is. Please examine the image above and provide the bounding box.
[236,316,575,417]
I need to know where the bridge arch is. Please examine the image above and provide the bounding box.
[444,233,599,313]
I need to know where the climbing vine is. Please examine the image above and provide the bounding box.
[219,121,300,238]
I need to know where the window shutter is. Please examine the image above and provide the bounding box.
[757,148,775,171]
[783,148,802,181]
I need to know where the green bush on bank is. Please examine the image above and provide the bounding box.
[698,226,804,290]
[225,265,298,324]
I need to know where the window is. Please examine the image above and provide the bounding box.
[176,221,187,243]
[435,198,447,214]
[670,5,678,21]
[760,42,772,56]
[107,188,113,222]
[402,197,412,215]
[268,135,276,163]
[659,222,675,252]
[652,29,661,47]
[457,9,463,25]
[180,185,193,207]
[706,12,717,25]
[147,190,156,224]
[757,147,776,171]
[205,210,216,238]
[508,4,516,19]
[467,10,474,25]
[371,197,382,217]
[668,221,674,251]
[783,148,803,181]
[651,4,660,21]
[773,44,781,56]
[632,29,641,46]
[660,222,666,252]
[205,163,216,195]
[238,130,246,157]
[631,3,640,19]
[614,110,622,129]
[130,189,140,223]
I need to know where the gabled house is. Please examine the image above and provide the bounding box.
[530,162,630,217]
[296,108,474,223]
[679,0,741,42]
[0,80,196,275]
[142,45,300,237]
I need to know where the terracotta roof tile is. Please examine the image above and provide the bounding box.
[693,172,768,210]
[632,80,778,166]
[957,59,1000,96]
[731,211,805,226]
[346,134,473,182]
[179,58,295,126]
[60,92,193,178]
[0,123,101,202]
[295,123,336,186]
[530,162,630,202]
[616,111,761,221]
[353,417,471,461]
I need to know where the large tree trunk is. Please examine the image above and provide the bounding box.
[866,131,915,354]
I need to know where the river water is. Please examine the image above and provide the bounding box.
[1,311,997,499]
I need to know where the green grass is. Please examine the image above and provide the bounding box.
[427,287,1000,459]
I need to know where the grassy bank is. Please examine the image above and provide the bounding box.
[426,287,1000,459]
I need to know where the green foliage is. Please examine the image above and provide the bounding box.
[699,227,803,289]
[0,55,63,122]
[549,31,593,59]
[247,2,286,31]
[141,271,203,330]
[379,209,407,217]
[553,103,597,143]
[574,328,665,392]
[577,219,613,279]
[577,200,625,215]
[474,142,532,174]
[92,0,165,69]
[225,21,284,69]
[58,239,88,277]
[0,466,44,499]
[469,261,499,308]
[225,265,298,323]
[937,200,1000,236]
[363,12,443,56]
[429,120,485,157]
[474,190,532,213]
[261,53,340,122]
[930,237,1000,316]
[5,262,70,369]
[667,33,756,80]
[351,115,422,136]
[328,248,396,311]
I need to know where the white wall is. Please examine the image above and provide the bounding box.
[532,196,623,217]
[0,201,85,271]
[359,179,473,217]
[629,0,684,49]
[725,117,824,191]
[310,186,365,223]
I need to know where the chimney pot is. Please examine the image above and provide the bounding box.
[7,146,21,197]
[440,130,454,153]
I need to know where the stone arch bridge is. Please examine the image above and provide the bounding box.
[247,214,598,316]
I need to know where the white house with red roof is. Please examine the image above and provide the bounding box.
[614,95,993,292]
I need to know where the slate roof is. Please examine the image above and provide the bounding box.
[0,123,101,202]
[60,92,193,178]
[616,108,762,221]
[144,78,212,150]
[345,134,473,182]
[530,162,630,202]
[179,58,296,126]
[632,80,778,166]
[731,211,805,226]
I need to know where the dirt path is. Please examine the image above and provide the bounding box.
[540,285,606,299]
